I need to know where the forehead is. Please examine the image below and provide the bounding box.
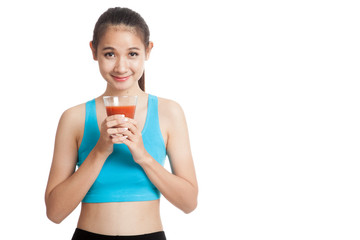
[98,25,144,49]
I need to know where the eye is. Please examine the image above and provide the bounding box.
[129,52,139,57]
[104,52,115,58]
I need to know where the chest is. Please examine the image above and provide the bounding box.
[78,96,167,166]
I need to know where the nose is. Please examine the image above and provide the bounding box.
[114,56,129,74]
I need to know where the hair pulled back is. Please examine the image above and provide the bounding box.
[92,7,150,91]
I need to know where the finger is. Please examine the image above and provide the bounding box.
[111,133,123,138]
[120,137,132,147]
[107,127,128,135]
[121,128,135,141]
[118,122,141,137]
[111,135,128,143]
[112,133,132,145]
[106,116,128,128]
[106,114,125,121]
[124,117,137,126]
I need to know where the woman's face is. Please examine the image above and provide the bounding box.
[92,25,152,92]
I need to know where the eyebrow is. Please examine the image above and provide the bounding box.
[101,46,141,51]
[102,47,115,51]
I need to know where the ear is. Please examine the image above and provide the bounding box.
[90,41,97,60]
[145,41,154,60]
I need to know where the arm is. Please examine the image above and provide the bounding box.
[44,106,116,223]
[118,100,198,213]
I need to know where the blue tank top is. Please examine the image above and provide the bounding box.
[77,94,166,203]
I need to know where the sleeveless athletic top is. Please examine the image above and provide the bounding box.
[77,94,166,203]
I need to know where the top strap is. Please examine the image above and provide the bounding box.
[142,94,159,133]
[78,99,99,159]
[84,99,99,134]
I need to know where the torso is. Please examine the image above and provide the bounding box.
[74,93,169,235]
[77,200,163,235]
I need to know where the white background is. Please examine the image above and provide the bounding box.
[0,0,359,239]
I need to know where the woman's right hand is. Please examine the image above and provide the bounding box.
[94,114,129,155]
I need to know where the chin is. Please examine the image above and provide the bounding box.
[109,81,137,92]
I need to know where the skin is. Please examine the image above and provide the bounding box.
[44,25,198,235]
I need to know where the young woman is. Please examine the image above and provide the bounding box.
[45,7,198,240]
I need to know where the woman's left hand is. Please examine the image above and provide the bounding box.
[111,116,149,164]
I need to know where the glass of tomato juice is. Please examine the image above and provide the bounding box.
[103,96,138,119]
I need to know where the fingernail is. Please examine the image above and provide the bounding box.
[115,114,125,118]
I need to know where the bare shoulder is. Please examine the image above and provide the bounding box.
[59,103,85,127]
[157,97,186,120]
[157,97,188,146]
[57,103,86,145]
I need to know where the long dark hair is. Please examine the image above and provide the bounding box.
[92,7,150,91]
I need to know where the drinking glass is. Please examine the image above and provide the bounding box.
[103,96,138,119]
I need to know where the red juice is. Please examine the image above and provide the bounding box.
[106,105,136,118]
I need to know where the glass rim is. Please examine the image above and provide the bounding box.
[103,95,138,99]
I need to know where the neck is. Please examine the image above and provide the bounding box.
[102,83,145,97]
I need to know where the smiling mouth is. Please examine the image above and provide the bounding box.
[112,75,130,82]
